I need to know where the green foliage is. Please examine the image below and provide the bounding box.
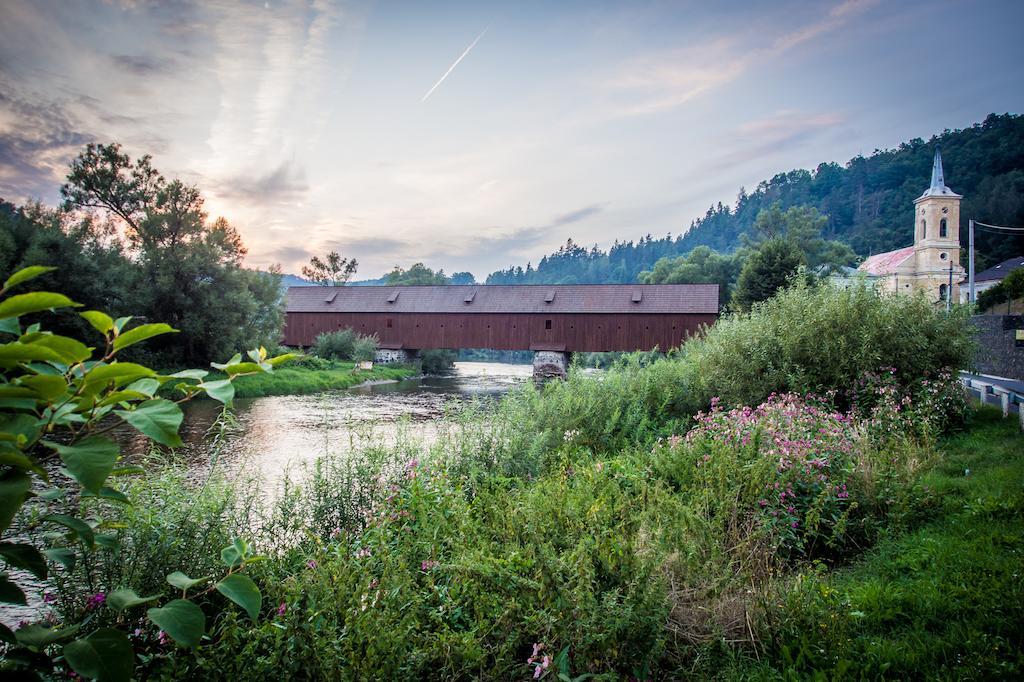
[976,266,1024,313]
[743,409,1024,680]
[639,245,746,305]
[419,348,457,374]
[384,262,448,285]
[0,266,294,680]
[685,280,975,409]
[730,238,806,309]
[311,327,378,361]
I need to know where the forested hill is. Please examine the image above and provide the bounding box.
[486,113,1024,284]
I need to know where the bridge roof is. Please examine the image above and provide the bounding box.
[287,284,719,315]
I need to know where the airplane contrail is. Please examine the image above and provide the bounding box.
[421,27,488,102]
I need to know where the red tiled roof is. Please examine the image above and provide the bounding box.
[858,246,914,275]
[286,284,719,314]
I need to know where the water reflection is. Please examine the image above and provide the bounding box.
[124,361,532,485]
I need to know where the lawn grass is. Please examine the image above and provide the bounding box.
[736,406,1024,679]
[217,361,417,398]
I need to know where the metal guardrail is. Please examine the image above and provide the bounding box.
[959,373,1024,431]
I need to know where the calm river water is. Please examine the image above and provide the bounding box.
[114,361,533,484]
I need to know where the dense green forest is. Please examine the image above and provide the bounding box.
[487,113,1024,285]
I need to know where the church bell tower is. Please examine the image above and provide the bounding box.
[912,147,963,302]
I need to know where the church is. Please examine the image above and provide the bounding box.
[857,148,965,303]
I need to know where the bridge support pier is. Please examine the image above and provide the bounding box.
[374,348,418,364]
[533,350,571,381]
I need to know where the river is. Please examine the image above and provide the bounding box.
[145,361,532,482]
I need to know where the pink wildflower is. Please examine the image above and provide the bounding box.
[421,560,439,571]
[277,602,287,616]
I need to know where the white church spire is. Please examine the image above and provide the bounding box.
[919,146,961,199]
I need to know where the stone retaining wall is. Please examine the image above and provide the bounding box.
[971,315,1024,380]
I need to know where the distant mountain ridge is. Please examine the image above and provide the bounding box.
[486,113,1024,284]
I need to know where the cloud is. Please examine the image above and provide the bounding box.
[110,54,172,76]
[0,88,92,200]
[603,0,880,116]
[548,203,605,228]
[213,161,309,204]
[701,110,847,173]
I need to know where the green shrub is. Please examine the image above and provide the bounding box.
[685,281,974,409]
[419,348,457,374]
[312,328,378,361]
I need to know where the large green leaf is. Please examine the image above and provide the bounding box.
[211,353,242,370]
[83,363,156,386]
[113,323,177,351]
[44,436,120,494]
[0,542,47,579]
[0,469,30,533]
[107,587,161,611]
[125,377,161,397]
[216,574,262,620]
[147,599,205,647]
[0,292,78,320]
[43,514,95,547]
[14,623,79,651]
[166,369,208,381]
[63,628,134,682]
[198,379,234,405]
[0,574,26,604]
[3,266,57,291]
[223,362,263,376]
[0,317,19,336]
[166,571,209,591]
[220,538,250,568]
[114,399,183,447]
[0,412,41,445]
[0,342,66,366]
[80,310,114,335]
[18,374,69,401]
[33,335,92,364]
[44,547,77,570]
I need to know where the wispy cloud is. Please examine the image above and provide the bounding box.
[421,26,488,102]
[604,0,880,116]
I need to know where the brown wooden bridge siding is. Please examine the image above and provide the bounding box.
[283,311,717,352]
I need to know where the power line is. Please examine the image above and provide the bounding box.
[973,220,1024,232]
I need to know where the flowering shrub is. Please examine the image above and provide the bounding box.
[657,394,859,557]
[850,367,967,444]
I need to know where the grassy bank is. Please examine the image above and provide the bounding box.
[736,406,1024,679]
[217,359,417,398]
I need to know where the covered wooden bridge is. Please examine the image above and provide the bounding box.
[283,284,719,378]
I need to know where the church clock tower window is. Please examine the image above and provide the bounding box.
[939,218,947,238]
[920,219,926,239]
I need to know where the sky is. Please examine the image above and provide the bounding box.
[1,0,1023,280]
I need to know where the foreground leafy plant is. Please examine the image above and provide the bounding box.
[0,266,294,680]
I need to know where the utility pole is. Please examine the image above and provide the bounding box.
[947,261,953,313]
[968,219,976,304]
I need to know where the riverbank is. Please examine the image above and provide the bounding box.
[219,360,418,398]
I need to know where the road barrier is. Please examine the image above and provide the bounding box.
[960,373,1024,432]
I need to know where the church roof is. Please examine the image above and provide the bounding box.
[917,147,962,200]
[858,246,915,275]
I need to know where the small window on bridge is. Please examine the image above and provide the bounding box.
[545,319,552,330]
[386,319,393,328]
